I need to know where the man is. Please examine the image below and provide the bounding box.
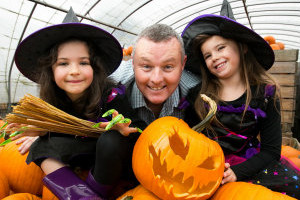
[110,24,200,125]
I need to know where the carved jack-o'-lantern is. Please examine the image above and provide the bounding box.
[132,116,224,200]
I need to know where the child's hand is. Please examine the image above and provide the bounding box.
[221,162,237,184]
[6,123,47,140]
[15,136,38,155]
[99,110,139,136]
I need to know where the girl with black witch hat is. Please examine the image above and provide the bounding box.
[182,1,300,198]
[11,8,146,200]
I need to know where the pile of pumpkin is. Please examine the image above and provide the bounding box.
[263,35,285,50]
[123,46,133,56]
[1,117,299,199]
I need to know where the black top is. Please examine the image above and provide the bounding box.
[185,83,282,180]
[26,85,147,169]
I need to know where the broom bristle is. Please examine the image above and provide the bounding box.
[5,94,105,137]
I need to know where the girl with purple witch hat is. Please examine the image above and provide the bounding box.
[12,8,146,200]
[182,0,299,198]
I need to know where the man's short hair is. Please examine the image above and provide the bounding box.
[133,24,185,63]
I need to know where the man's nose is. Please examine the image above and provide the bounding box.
[150,68,163,83]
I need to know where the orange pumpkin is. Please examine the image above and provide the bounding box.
[276,42,285,50]
[0,139,44,195]
[132,116,224,200]
[0,119,6,144]
[123,48,127,56]
[281,145,300,159]
[0,119,5,126]
[126,46,133,56]
[42,186,59,200]
[2,193,42,200]
[0,171,10,199]
[287,157,300,168]
[211,182,296,200]
[270,43,280,50]
[117,185,160,200]
[264,35,276,44]
[0,136,4,144]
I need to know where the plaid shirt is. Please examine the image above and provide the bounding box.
[109,60,201,125]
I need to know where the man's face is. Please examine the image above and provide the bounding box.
[133,37,186,108]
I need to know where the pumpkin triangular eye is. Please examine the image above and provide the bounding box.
[169,131,189,160]
[197,156,216,170]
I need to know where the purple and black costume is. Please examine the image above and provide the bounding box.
[186,83,300,198]
[27,85,147,196]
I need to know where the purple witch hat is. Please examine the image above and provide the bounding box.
[181,0,274,75]
[14,7,122,83]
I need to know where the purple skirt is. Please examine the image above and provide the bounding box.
[225,152,300,198]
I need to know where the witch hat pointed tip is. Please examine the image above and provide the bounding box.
[62,7,80,23]
[220,0,236,20]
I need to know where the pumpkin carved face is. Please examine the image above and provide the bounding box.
[132,116,224,200]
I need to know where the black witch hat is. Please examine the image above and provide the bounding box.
[181,0,274,75]
[15,8,122,82]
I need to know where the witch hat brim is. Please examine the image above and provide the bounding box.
[14,8,122,82]
[181,4,274,75]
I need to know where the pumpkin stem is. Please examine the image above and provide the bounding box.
[192,94,217,133]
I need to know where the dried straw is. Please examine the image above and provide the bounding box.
[5,94,105,137]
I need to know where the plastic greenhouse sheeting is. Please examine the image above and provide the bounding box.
[0,0,299,107]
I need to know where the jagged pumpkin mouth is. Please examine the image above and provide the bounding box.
[148,130,222,196]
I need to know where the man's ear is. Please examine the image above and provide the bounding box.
[182,55,187,71]
[131,57,135,68]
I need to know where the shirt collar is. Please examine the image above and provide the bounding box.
[131,82,180,110]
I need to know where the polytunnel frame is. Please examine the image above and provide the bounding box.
[3,0,300,114]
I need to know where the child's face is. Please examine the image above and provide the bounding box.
[201,35,241,81]
[52,40,93,101]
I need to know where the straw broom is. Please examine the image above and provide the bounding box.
[3,94,216,137]
[4,94,105,137]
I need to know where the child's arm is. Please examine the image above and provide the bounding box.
[231,93,281,180]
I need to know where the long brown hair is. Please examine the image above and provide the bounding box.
[192,34,280,129]
[37,38,114,120]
